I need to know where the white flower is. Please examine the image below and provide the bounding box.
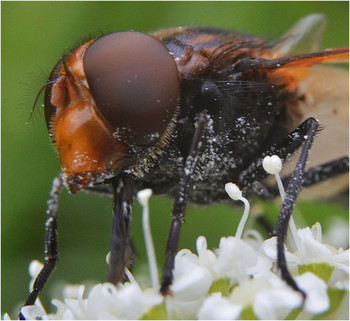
[8,183,348,320]
[11,222,348,320]
[165,241,214,319]
[197,293,242,320]
[262,223,349,277]
[214,236,258,282]
[19,305,47,320]
[295,272,329,314]
[86,282,162,320]
[17,280,163,320]
[253,282,302,319]
[171,248,213,301]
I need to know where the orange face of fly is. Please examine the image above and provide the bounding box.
[47,41,129,192]
[45,32,180,193]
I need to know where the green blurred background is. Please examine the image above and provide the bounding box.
[2,1,348,317]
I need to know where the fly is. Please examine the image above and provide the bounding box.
[20,14,349,317]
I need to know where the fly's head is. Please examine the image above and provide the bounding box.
[44,32,180,193]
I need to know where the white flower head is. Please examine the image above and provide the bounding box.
[8,171,348,320]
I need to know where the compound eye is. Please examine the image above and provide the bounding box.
[83,31,179,144]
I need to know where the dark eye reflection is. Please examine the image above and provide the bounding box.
[83,31,179,145]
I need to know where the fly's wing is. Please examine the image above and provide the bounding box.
[288,64,348,200]
[272,13,328,56]
[262,14,349,199]
[296,65,348,166]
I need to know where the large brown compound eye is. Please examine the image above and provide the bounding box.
[83,31,179,145]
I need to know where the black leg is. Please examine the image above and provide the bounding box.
[283,156,349,190]
[107,176,135,284]
[20,175,63,319]
[237,118,321,197]
[160,112,208,295]
[275,117,319,299]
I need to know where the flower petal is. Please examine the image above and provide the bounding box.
[166,297,204,320]
[172,254,213,300]
[262,237,298,264]
[20,305,47,320]
[51,299,68,320]
[196,236,217,271]
[86,283,123,319]
[197,293,242,320]
[295,272,330,314]
[214,237,257,280]
[298,227,333,262]
[229,278,270,306]
[245,253,273,276]
[254,288,302,319]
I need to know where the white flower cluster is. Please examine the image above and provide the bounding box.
[11,224,348,320]
[5,156,349,320]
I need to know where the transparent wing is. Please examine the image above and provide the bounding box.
[272,14,328,57]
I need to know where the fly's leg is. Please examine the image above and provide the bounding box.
[160,112,208,295]
[241,118,324,296]
[238,118,348,199]
[237,118,316,193]
[239,117,346,298]
[284,156,348,189]
[107,176,135,284]
[236,118,347,237]
[19,175,63,320]
[275,118,319,299]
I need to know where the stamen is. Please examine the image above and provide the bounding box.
[262,156,301,250]
[137,188,159,292]
[225,183,250,239]
[125,268,140,287]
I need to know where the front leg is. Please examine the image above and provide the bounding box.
[108,176,134,284]
[20,175,63,319]
[160,112,208,295]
